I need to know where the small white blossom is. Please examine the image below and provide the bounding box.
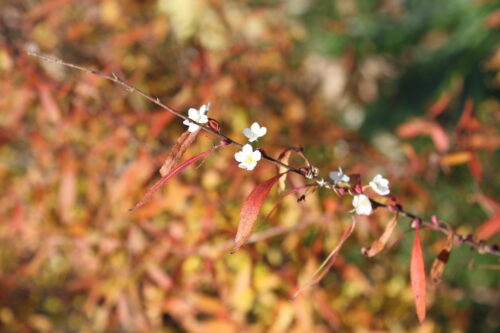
[234,144,262,171]
[352,194,372,215]
[329,167,350,184]
[243,122,267,142]
[183,103,210,132]
[369,174,390,195]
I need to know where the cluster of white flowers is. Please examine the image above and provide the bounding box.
[352,174,390,215]
[183,105,391,215]
[183,105,267,171]
[328,167,390,216]
[183,103,210,132]
[234,122,267,171]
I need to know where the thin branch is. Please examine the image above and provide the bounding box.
[28,51,500,257]
[27,51,305,177]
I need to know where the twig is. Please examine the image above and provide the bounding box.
[28,51,500,257]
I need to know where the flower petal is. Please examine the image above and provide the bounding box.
[246,162,256,171]
[199,115,208,124]
[200,103,210,114]
[242,144,253,153]
[252,150,262,161]
[188,108,198,118]
[353,194,372,215]
[243,128,252,138]
[235,151,245,162]
[188,123,199,132]
[329,171,340,181]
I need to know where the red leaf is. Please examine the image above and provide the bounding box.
[477,210,500,240]
[456,99,482,135]
[410,229,426,323]
[427,92,451,118]
[397,119,449,152]
[485,10,500,28]
[468,151,483,182]
[233,173,287,252]
[129,142,226,212]
[159,130,200,176]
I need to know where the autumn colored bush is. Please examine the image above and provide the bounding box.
[1,0,499,332]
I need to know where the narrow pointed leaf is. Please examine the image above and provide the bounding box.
[361,213,398,257]
[293,217,356,298]
[410,229,426,323]
[233,173,287,252]
[430,228,454,284]
[477,210,500,240]
[160,130,200,176]
[468,151,483,182]
[129,143,224,212]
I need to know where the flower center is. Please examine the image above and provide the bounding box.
[245,155,255,163]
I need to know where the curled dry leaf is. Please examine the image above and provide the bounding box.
[277,149,292,193]
[361,213,398,257]
[160,130,200,177]
[276,147,310,193]
[233,172,287,252]
[129,142,226,212]
[430,227,454,284]
[410,229,427,323]
[293,216,356,298]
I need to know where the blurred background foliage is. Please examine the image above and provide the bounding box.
[0,0,499,332]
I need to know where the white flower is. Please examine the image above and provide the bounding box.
[183,103,210,132]
[369,174,390,195]
[234,144,262,171]
[352,194,372,215]
[243,122,267,142]
[329,167,350,183]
